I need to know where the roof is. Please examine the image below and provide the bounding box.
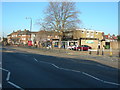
[104,34,118,40]
[31,32,38,34]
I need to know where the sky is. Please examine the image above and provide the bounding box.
[1,1,118,37]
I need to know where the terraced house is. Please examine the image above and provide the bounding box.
[7,29,38,45]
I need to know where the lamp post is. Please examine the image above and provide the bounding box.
[26,17,32,41]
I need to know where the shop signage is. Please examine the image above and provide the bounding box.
[86,40,94,44]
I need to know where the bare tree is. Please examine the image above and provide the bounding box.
[37,2,80,48]
[43,2,80,31]
[35,30,48,48]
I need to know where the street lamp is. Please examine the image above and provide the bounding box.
[26,17,32,41]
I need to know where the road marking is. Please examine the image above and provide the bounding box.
[34,58,120,86]
[82,72,103,81]
[0,83,2,88]
[103,81,120,86]
[6,72,10,81]
[0,68,24,90]
[0,67,9,72]
[8,81,24,90]
[0,62,1,65]
[51,64,59,68]
[34,58,38,62]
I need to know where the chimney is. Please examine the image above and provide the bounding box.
[24,29,27,31]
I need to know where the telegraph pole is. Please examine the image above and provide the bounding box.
[26,17,32,46]
[26,17,32,41]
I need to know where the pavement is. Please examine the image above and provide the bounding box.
[6,46,120,69]
[1,46,120,88]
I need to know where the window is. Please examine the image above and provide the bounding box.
[22,35,26,36]
[87,31,89,34]
[22,38,26,40]
[82,31,84,33]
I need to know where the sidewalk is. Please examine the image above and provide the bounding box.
[8,46,120,69]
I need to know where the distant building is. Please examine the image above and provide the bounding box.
[0,37,3,42]
[62,29,104,49]
[35,29,104,49]
[103,34,118,49]
[7,29,38,45]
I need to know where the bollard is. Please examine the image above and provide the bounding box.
[97,49,99,55]
[102,48,104,55]
[89,50,91,55]
[119,50,120,58]
[109,48,112,57]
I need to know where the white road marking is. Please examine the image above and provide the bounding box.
[0,83,2,88]
[51,64,59,68]
[6,72,10,81]
[103,81,120,86]
[0,67,9,72]
[0,62,1,65]
[34,58,38,62]
[82,72,103,81]
[8,81,24,90]
[34,58,120,86]
[0,68,24,90]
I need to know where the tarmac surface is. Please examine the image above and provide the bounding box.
[1,46,120,88]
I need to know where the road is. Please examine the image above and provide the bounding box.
[1,46,120,89]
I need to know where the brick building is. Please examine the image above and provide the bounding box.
[7,29,38,45]
[62,29,104,49]
[104,34,118,49]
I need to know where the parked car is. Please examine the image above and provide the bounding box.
[73,45,92,51]
[67,45,76,50]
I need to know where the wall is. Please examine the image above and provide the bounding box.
[73,29,103,40]
[110,41,118,50]
[81,40,99,50]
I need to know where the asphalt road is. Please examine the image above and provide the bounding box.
[1,46,120,89]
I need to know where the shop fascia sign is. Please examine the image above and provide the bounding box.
[85,40,94,44]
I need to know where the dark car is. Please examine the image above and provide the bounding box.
[73,45,92,51]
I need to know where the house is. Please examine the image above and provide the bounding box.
[0,37,3,42]
[30,32,38,46]
[35,30,60,48]
[7,31,20,45]
[103,34,118,49]
[7,29,38,46]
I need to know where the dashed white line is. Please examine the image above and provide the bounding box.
[6,72,10,81]
[34,58,38,62]
[0,68,24,90]
[82,72,103,81]
[34,58,120,86]
[51,64,59,68]
[103,81,120,86]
